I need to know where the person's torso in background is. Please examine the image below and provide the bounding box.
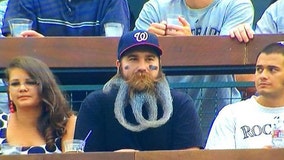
[0,0,8,37]
[2,0,130,36]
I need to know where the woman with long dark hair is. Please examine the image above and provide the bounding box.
[0,56,76,154]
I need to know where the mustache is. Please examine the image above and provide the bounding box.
[127,71,156,95]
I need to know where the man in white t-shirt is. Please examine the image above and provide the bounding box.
[206,41,284,149]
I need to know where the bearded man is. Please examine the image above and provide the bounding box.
[74,30,203,152]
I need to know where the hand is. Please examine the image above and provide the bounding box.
[20,30,45,37]
[148,21,168,36]
[229,23,254,43]
[148,16,192,37]
[165,16,192,36]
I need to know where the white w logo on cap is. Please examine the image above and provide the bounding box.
[134,32,149,42]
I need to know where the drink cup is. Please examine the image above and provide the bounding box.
[166,14,181,26]
[8,18,33,37]
[104,22,124,37]
[0,143,22,155]
[63,139,85,153]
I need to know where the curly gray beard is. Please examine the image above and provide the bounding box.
[103,73,173,132]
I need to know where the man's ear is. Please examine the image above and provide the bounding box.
[116,60,121,74]
[116,60,121,70]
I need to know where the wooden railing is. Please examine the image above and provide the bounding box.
[0,34,283,67]
[1,35,284,160]
[0,34,283,84]
[1,149,284,160]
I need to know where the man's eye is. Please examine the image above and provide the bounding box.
[256,67,262,73]
[129,57,137,61]
[269,67,278,72]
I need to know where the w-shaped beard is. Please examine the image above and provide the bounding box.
[103,72,173,132]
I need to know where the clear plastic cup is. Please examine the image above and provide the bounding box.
[8,18,33,37]
[0,143,22,155]
[166,14,181,26]
[63,139,85,153]
[104,22,124,37]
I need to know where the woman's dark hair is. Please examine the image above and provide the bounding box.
[5,56,73,151]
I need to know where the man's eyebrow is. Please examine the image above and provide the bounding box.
[146,54,158,58]
[256,64,279,68]
[126,54,137,57]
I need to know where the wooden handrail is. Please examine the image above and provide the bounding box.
[0,152,134,160]
[0,34,283,84]
[0,34,283,68]
[1,149,284,160]
[135,149,284,160]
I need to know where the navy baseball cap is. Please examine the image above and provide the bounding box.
[117,30,163,60]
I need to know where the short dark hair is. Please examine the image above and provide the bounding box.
[256,41,284,62]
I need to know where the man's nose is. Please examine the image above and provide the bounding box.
[260,69,269,78]
[137,61,148,72]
